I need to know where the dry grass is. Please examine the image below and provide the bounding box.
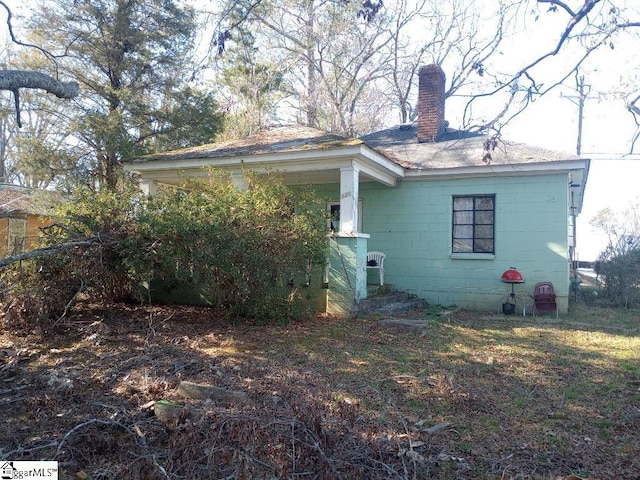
[0,301,638,479]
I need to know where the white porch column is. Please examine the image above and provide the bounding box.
[339,165,360,234]
[139,178,158,196]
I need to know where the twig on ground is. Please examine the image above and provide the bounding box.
[2,441,60,459]
[376,374,430,384]
[55,419,126,458]
[0,383,31,395]
[291,419,297,475]
[53,418,173,478]
[145,312,175,345]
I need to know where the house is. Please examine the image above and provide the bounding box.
[1,461,15,479]
[0,184,57,258]
[124,64,589,316]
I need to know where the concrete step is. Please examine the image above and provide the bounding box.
[358,292,427,316]
[376,299,428,316]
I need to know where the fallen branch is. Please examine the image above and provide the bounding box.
[0,237,103,268]
[376,373,432,384]
[0,70,78,99]
[0,384,31,395]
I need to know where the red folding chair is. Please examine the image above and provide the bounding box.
[531,282,558,318]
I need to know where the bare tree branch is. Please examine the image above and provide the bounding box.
[627,92,640,152]
[0,2,79,128]
[537,0,576,17]
[0,70,79,127]
[473,0,602,101]
[0,71,79,99]
[0,0,57,62]
[459,0,640,138]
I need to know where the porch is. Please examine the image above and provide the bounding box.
[125,130,405,317]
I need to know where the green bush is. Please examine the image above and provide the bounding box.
[0,178,146,323]
[134,171,328,320]
[0,171,329,324]
[596,248,640,308]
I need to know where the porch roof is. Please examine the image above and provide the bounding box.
[126,126,404,187]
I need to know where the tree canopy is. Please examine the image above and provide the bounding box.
[209,0,640,145]
[1,0,224,189]
[1,0,640,190]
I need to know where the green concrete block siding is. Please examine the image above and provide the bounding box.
[309,173,571,313]
[360,174,570,312]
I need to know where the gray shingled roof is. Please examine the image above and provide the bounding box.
[133,126,363,163]
[0,184,59,216]
[127,123,588,212]
[360,124,579,170]
[132,123,579,172]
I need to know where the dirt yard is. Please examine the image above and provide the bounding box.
[1,303,638,479]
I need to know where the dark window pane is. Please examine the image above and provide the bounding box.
[474,238,494,253]
[453,238,473,253]
[453,225,473,238]
[453,211,474,224]
[475,225,494,239]
[453,197,473,210]
[475,211,494,224]
[452,195,495,254]
[475,197,494,210]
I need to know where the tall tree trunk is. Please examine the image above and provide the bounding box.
[305,1,317,128]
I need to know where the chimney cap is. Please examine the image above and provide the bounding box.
[419,64,445,78]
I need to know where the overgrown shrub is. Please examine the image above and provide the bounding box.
[589,201,640,308]
[135,171,328,320]
[0,171,329,324]
[595,248,640,307]
[0,178,146,323]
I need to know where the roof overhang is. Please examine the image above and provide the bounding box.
[403,158,591,214]
[125,144,405,188]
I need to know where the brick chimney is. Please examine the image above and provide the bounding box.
[417,64,446,142]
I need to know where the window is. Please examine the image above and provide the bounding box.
[329,203,341,232]
[327,200,363,233]
[8,217,27,254]
[452,195,494,253]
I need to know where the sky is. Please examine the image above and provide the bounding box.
[463,2,640,263]
[500,15,640,263]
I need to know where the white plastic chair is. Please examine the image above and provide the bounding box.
[366,251,386,286]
